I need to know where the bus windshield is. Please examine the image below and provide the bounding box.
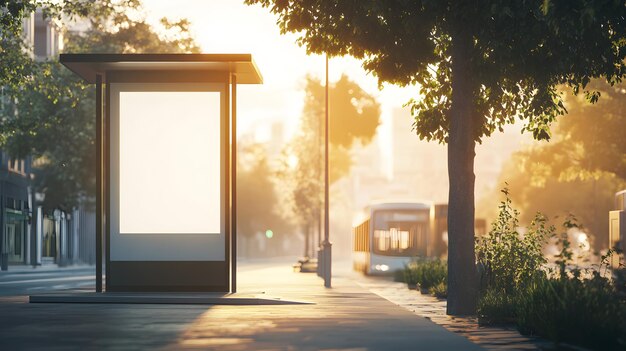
[372,210,428,257]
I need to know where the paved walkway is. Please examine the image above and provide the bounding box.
[0,262,484,351]
[359,279,555,351]
[165,264,485,350]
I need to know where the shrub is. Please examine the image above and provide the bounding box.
[403,258,447,291]
[403,261,421,288]
[475,187,553,295]
[476,187,555,323]
[419,258,447,291]
[477,287,518,325]
[429,280,447,298]
[477,187,626,350]
[393,269,405,282]
[615,268,626,297]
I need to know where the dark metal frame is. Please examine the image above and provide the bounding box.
[94,72,235,293]
[224,76,231,292]
[231,74,237,293]
[95,74,103,292]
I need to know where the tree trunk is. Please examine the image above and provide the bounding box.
[304,223,310,257]
[446,28,478,315]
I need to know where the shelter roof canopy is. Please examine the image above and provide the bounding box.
[60,53,263,84]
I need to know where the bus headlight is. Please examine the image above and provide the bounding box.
[374,264,389,272]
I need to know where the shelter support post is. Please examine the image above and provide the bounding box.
[231,75,237,293]
[95,74,103,293]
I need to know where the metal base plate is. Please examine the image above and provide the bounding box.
[29,292,311,305]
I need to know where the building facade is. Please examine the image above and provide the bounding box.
[0,10,94,270]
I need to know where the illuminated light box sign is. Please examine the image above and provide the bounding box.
[109,83,225,262]
[118,88,221,234]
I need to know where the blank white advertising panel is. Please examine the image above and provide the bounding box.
[109,83,225,261]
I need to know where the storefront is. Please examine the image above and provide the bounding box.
[0,152,33,269]
[0,153,84,269]
[0,181,31,268]
[5,209,28,264]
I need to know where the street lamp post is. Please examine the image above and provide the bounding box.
[316,63,323,278]
[33,191,45,267]
[322,54,332,288]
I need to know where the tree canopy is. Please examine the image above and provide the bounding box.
[0,0,93,89]
[303,74,380,148]
[539,79,626,182]
[281,74,380,254]
[237,142,293,256]
[247,0,626,314]
[301,74,380,183]
[247,0,626,143]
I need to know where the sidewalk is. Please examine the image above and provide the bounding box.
[163,264,485,350]
[359,278,555,351]
[0,261,484,351]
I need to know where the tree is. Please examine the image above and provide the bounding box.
[478,79,626,253]
[2,62,97,209]
[545,80,626,181]
[237,143,293,257]
[307,75,380,149]
[283,74,380,255]
[0,0,92,90]
[0,0,35,95]
[246,0,626,314]
[61,0,198,55]
[478,156,624,255]
[0,0,199,209]
[302,74,380,183]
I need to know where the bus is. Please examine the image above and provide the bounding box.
[352,201,488,275]
[352,201,447,275]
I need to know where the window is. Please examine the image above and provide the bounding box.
[7,158,25,175]
[372,209,429,256]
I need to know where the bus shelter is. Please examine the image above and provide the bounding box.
[59,54,262,293]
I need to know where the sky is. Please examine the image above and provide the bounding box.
[140,0,418,142]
